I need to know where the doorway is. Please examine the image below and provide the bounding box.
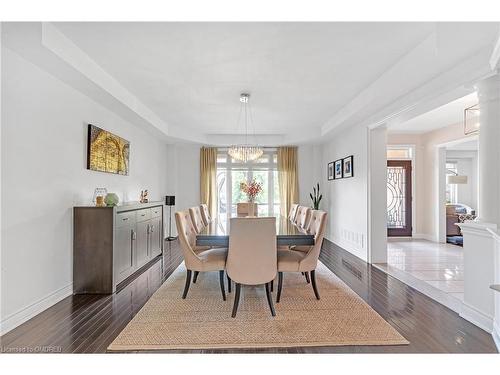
[387,160,412,237]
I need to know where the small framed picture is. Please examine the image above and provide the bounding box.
[334,159,343,179]
[343,155,354,178]
[327,162,334,181]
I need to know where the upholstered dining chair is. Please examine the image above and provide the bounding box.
[294,205,312,229]
[276,210,327,303]
[175,210,228,300]
[288,203,299,222]
[236,202,258,217]
[226,217,277,318]
[189,206,206,234]
[200,203,212,226]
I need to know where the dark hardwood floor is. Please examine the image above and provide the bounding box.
[0,239,497,353]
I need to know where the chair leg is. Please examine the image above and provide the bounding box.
[227,273,232,293]
[182,269,192,299]
[271,279,274,292]
[276,272,283,303]
[219,270,226,301]
[265,282,276,317]
[231,283,241,318]
[304,271,310,284]
[311,270,320,300]
[193,271,199,283]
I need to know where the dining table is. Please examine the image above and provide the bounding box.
[196,215,315,247]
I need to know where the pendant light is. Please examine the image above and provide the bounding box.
[228,93,263,162]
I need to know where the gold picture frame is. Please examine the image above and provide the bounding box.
[87,124,130,175]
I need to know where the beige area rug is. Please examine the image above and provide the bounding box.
[108,262,408,351]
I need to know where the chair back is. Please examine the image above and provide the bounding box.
[175,210,201,269]
[236,202,258,217]
[288,203,299,221]
[295,206,312,229]
[189,206,205,234]
[200,203,212,226]
[300,210,327,270]
[227,217,277,285]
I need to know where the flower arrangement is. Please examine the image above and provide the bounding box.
[240,179,263,202]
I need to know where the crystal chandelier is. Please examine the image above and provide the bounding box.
[228,93,263,162]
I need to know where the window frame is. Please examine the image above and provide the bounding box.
[216,149,279,219]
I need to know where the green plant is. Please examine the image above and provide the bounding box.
[310,182,322,210]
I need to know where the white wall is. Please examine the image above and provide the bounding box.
[322,124,368,261]
[298,144,322,208]
[0,47,168,333]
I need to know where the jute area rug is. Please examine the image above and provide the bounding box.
[108,262,408,351]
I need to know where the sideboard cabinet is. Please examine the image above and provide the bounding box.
[73,201,164,294]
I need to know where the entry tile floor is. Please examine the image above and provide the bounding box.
[375,238,464,312]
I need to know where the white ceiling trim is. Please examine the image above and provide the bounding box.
[41,23,171,137]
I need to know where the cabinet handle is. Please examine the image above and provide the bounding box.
[151,225,155,233]
[122,217,129,221]
[131,229,137,240]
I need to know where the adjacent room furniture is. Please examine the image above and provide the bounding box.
[165,195,176,241]
[276,210,327,302]
[175,210,228,300]
[446,203,476,238]
[73,201,164,294]
[226,217,277,317]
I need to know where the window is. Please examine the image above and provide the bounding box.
[216,150,280,222]
[446,161,458,204]
[387,146,413,160]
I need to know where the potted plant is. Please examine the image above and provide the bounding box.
[310,182,322,210]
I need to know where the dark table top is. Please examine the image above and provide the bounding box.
[196,215,315,247]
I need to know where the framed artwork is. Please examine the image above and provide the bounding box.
[343,155,354,178]
[87,124,130,175]
[327,161,334,180]
[334,159,343,179]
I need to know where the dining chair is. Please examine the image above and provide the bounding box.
[236,202,258,217]
[175,210,228,300]
[288,203,299,222]
[200,203,212,226]
[276,210,327,303]
[189,206,206,234]
[294,206,312,229]
[226,217,277,318]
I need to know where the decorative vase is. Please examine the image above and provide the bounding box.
[248,199,255,217]
[95,196,105,207]
[104,193,119,207]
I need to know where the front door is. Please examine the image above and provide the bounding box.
[387,160,412,236]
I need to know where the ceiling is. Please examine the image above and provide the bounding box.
[447,139,478,151]
[388,92,479,134]
[3,22,499,144]
[55,22,434,136]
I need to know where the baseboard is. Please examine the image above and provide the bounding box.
[493,321,500,352]
[0,283,73,335]
[460,302,494,333]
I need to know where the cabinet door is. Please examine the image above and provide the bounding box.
[136,221,150,268]
[115,224,135,283]
[149,217,162,258]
